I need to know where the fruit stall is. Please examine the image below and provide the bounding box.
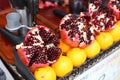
[58,41,120,80]
[0,0,120,80]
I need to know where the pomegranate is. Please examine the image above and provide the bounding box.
[91,8,117,33]
[59,13,95,48]
[16,25,61,71]
[59,0,117,48]
[88,0,102,15]
[108,0,120,20]
[88,0,117,32]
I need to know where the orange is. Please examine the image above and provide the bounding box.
[84,40,100,58]
[59,39,71,53]
[52,56,73,77]
[95,32,113,50]
[109,21,120,42]
[66,48,86,67]
[116,20,120,25]
[34,66,56,80]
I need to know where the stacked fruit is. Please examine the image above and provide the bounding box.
[16,0,120,80]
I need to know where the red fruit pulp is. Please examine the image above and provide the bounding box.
[108,0,120,20]
[59,13,95,48]
[16,25,61,72]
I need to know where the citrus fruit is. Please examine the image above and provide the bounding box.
[34,66,56,80]
[66,48,86,67]
[116,20,120,25]
[84,40,100,58]
[109,21,120,42]
[95,32,113,50]
[59,39,71,53]
[52,56,73,77]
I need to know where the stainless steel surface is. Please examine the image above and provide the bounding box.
[9,0,39,37]
[0,59,14,80]
[15,8,28,26]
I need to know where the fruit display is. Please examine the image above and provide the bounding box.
[95,32,114,50]
[34,66,56,80]
[15,0,120,80]
[52,56,73,77]
[16,25,61,72]
[84,40,100,58]
[66,48,86,67]
[59,13,95,48]
[59,39,71,53]
[107,0,120,20]
[109,21,120,42]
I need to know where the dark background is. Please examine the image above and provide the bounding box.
[0,0,10,9]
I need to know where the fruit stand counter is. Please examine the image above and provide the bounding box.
[58,41,120,80]
[0,7,15,64]
[0,3,120,80]
[0,5,66,64]
[0,6,68,79]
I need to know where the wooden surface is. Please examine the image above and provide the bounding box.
[36,6,69,31]
[0,7,15,64]
[0,6,68,64]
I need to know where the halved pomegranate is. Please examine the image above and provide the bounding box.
[91,8,117,33]
[88,0,117,33]
[88,0,102,15]
[16,25,61,72]
[108,0,120,20]
[59,13,95,48]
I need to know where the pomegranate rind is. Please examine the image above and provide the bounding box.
[16,44,29,66]
[88,0,117,33]
[60,29,79,48]
[16,25,61,72]
[59,14,79,48]
[59,13,95,48]
[24,26,37,41]
[107,0,120,20]
[25,25,53,41]
[16,43,50,67]
[91,9,116,33]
